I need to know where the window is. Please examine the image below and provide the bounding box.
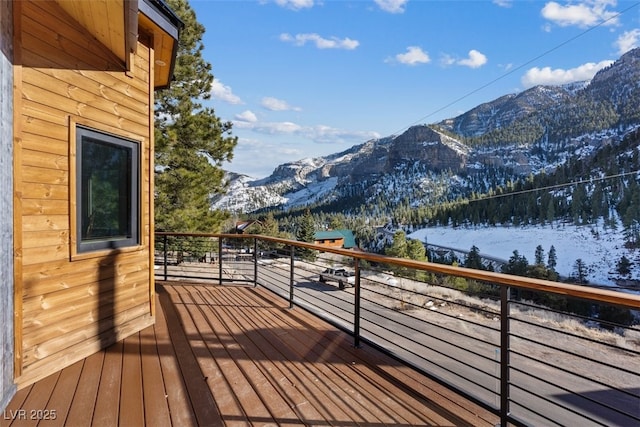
[76,126,140,253]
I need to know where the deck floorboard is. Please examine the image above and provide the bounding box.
[1,282,498,427]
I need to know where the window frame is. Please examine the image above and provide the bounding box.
[74,125,141,255]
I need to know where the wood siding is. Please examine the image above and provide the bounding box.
[0,0,15,412]
[14,0,155,388]
[315,238,345,249]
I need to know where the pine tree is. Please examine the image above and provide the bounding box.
[571,184,587,225]
[328,215,345,230]
[547,245,557,270]
[464,245,483,270]
[256,213,282,238]
[534,245,545,265]
[620,179,640,246]
[154,0,237,232]
[296,209,316,261]
[546,198,556,226]
[572,259,589,284]
[407,239,427,262]
[591,182,604,222]
[386,231,408,259]
[617,255,632,277]
[503,250,529,276]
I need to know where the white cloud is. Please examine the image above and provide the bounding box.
[388,46,430,66]
[235,110,257,123]
[521,60,613,87]
[273,0,314,10]
[230,137,305,178]
[254,121,302,135]
[233,121,303,136]
[440,50,487,68]
[541,0,619,28]
[498,62,514,72]
[261,97,302,112]
[615,29,640,55]
[210,80,243,105]
[279,33,359,50]
[232,119,380,144]
[439,54,455,67]
[457,50,488,68]
[374,0,408,13]
[493,0,513,7]
[304,125,381,144]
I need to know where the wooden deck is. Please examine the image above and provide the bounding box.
[2,282,498,426]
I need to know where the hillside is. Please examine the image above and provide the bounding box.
[212,48,640,288]
[409,223,637,288]
[213,48,640,216]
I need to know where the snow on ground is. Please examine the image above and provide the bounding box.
[284,177,338,207]
[409,223,637,287]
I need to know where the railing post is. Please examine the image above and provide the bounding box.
[353,258,361,348]
[289,244,295,309]
[253,238,258,287]
[163,234,168,281]
[218,237,223,286]
[500,285,511,427]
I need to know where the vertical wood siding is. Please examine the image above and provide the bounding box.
[15,0,154,387]
[0,0,15,411]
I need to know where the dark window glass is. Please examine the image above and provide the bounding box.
[77,126,139,252]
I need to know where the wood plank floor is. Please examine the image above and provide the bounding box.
[2,283,498,426]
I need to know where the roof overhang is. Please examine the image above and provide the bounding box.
[138,0,182,89]
[53,0,181,89]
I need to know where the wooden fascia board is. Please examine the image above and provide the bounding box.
[125,0,139,72]
[137,0,182,89]
[138,0,180,41]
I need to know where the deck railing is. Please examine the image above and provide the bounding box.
[155,232,640,427]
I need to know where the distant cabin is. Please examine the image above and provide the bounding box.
[0,0,181,406]
[314,230,357,249]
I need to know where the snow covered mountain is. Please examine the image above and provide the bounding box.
[212,48,640,214]
[437,82,588,138]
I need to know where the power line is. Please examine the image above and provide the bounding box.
[392,1,640,135]
[384,1,640,207]
[470,169,640,204]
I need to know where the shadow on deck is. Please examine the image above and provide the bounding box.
[1,282,498,426]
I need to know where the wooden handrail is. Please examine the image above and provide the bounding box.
[155,232,640,309]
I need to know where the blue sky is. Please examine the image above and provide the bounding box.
[190,0,640,178]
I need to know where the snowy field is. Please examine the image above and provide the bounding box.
[409,223,638,287]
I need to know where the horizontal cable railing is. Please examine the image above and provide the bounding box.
[155,232,640,427]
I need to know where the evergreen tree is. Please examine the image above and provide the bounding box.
[534,245,545,265]
[571,184,588,225]
[296,209,316,243]
[255,213,282,238]
[154,0,237,232]
[546,198,556,225]
[590,182,604,222]
[617,255,632,277]
[407,239,427,262]
[572,259,589,284]
[328,215,346,230]
[503,250,529,276]
[296,209,316,261]
[386,231,408,259]
[464,245,483,270]
[547,245,557,270]
[620,179,640,246]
